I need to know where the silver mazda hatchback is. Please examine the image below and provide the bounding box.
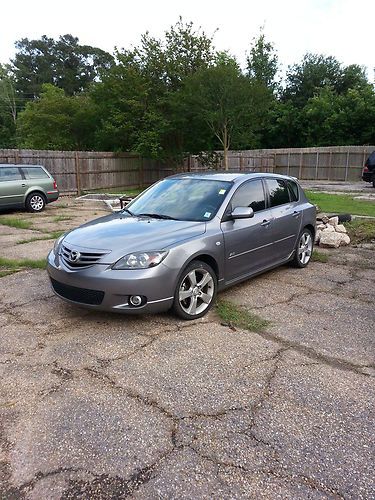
[48,172,316,319]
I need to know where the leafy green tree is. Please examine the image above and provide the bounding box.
[0,65,17,147]
[12,35,114,98]
[17,84,98,150]
[181,60,271,168]
[246,31,279,92]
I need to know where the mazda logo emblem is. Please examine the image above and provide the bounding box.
[69,250,81,263]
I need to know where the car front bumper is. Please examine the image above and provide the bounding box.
[47,250,177,314]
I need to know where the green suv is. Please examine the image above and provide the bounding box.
[0,164,59,212]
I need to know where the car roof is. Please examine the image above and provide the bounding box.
[0,164,44,168]
[169,171,297,184]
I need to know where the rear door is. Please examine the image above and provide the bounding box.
[0,167,24,207]
[20,166,52,194]
[264,178,302,261]
[221,179,276,283]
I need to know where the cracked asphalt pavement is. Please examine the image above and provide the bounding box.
[0,201,374,499]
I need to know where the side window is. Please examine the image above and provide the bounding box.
[287,180,299,202]
[265,179,290,207]
[0,167,22,182]
[22,167,49,180]
[230,180,266,213]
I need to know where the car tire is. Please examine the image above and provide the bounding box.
[291,227,313,268]
[372,175,375,188]
[172,260,217,320]
[26,192,46,213]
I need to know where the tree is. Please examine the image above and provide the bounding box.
[246,31,279,91]
[0,65,18,147]
[17,84,98,150]
[181,60,271,169]
[12,35,114,98]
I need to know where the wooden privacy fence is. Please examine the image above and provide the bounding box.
[187,145,375,181]
[0,149,177,194]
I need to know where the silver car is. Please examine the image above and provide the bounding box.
[47,172,316,320]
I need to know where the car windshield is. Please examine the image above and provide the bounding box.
[127,178,232,222]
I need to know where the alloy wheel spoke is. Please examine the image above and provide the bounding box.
[180,289,193,301]
[187,296,198,315]
[200,292,211,304]
[198,272,211,288]
[188,271,197,286]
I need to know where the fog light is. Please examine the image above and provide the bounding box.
[129,295,143,307]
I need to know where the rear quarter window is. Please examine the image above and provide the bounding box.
[22,167,49,180]
[287,180,299,202]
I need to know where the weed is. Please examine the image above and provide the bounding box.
[216,299,270,332]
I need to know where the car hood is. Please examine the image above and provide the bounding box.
[63,213,206,263]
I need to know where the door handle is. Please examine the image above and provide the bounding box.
[261,219,271,227]
[21,184,26,187]
[292,211,301,218]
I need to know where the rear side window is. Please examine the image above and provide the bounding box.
[22,167,49,180]
[265,179,290,207]
[0,167,22,182]
[287,180,299,201]
[230,180,266,213]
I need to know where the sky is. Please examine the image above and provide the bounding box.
[0,0,374,79]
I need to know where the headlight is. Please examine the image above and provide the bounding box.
[53,234,65,254]
[112,251,168,270]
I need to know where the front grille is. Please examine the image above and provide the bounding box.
[51,278,104,305]
[60,243,108,269]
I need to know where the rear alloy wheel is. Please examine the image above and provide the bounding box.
[173,261,217,320]
[292,228,313,268]
[26,193,46,213]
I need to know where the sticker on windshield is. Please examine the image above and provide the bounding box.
[204,212,211,218]
[219,189,226,195]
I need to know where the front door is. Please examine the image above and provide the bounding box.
[221,179,276,283]
[0,167,24,207]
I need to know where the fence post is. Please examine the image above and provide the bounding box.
[240,156,244,171]
[329,151,333,180]
[74,151,82,196]
[139,156,144,189]
[345,151,349,181]
[287,152,290,176]
[315,151,319,180]
[299,152,303,180]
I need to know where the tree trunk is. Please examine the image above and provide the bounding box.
[223,124,229,170]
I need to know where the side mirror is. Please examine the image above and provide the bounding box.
[231,206,254,219]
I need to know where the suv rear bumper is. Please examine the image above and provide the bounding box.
[46,190,59,203]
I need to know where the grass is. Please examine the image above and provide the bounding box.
[82,187,144,197]
[306,191,375,217]
[53,215,73,223]
[0,256,47,278]
[16,230,65,245]
[345,219,375,244]
[0,217,33,230]
[312,250,329,263]
[216,299,270,333]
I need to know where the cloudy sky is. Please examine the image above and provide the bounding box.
[1,0,374,78]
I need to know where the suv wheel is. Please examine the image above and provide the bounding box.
[26,193,46,212]
[173,260,217,320]
[292,228,313,268]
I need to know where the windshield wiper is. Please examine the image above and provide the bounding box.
[136,213,177,220]
[122,208,134,216]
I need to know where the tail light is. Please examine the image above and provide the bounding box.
[53,179,57,190]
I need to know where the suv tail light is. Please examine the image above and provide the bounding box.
[53,180,57,190]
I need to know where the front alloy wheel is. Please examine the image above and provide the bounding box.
[173,261,217,320]
[293,228,313,268]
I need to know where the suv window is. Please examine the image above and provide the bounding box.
[265,179,290,207]
[0,167,22,182]
[22,167,49,180]
[287,180,299,202]
[230,180,266,213]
